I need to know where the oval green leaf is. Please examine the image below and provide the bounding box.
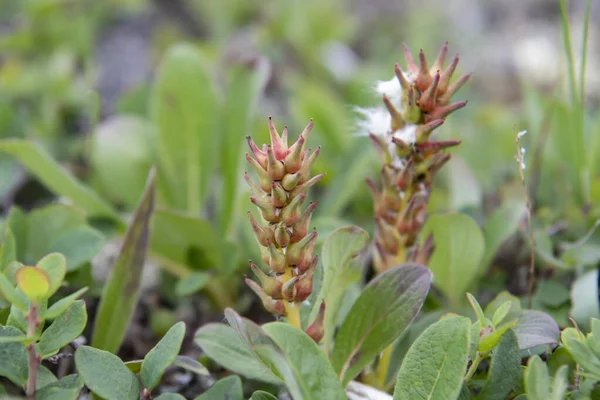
[394,315,471,400]
[16,266,50,303]
[47,226,105,272]
[476,330,521,400]
[36,253,67,298]
[332,263,432,385]
[263,322,347,400]
[141,321,186,391]
[194,376,242,400]
[37,300,87,358]
[75,346,140,400]
[421,213,485,306]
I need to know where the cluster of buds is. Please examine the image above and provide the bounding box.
[245,118,325,341]
[364,43,470,272]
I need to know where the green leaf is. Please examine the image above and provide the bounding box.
[151,209,220,271]
[173,355,209,376]
[332,263,432,385]
[219,58,270,234]
[309,226,369,349]
[549,365,569,400]
[151,43,220,212]
[481,199,526,269]
[37,366,58,389]
[75,346,140,400]
[90,116,155,208]
[0,228,16,272]
[194,376,243,400]
[35,374,83,400]
[0,325,28,386]
[37,300,87,358]
[194,323,281,384]
[25,204,86,263]
[484,291,522,327]
[250,391,278,400]
[176,272,211,297]
[513,310,560,350]
[47,226,105,272]
[36,253,66,298]
[0,140,118,219]
[44,287,88,320]
[92,169,155,353]
[467,292,490,329]
[524,355,550,400]
[447,156,483,211]
[492,301,513,328]
[6,207,27,261]
[421,213,485,306]
[393,316,471,400]
[141,321,186,391]
[155,394,186,400]
[0,271,29,310]
[570,269,600,330]
[263,322,347,400]
[16,266,50,303]
[478,321,517,354]
[561,325,600,379]
[476,330,521,400]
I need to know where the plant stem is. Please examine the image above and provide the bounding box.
[376,345,394,388]
[284,301,301,329]
[26,305,40,397]
[464,352,484,382]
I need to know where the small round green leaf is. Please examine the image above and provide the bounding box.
[36,253,67,298]
[0,325,28,386]
[75,346,140,400]
[16,266,50,303]
[37,300,87,358]
[141,321,186,391]
[47,227,105,272]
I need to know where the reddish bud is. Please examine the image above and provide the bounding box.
[267,146,285,180]
[284,136,305,174]
[405,87,421,123]
[383,95,405,131]
[267,240,287,274]
[268,117,288,161]
[418,139,461,156]
[281,193,306,225]
[287,229,317,270]
[247,211,270,246]
[281,172,301,191]
[246,136,267,169]
[244,171,264,198]
[403,44,418,74]
[438,73,471,105]
[394,63,412,91]
[431,42,448,74]
[274,223,291,247]
[291,201,318,242]
[297,147,321,183]
[424,101,467,123]
[282,276,299,301]
[415,49,433,92]
[295,255,318,298]
[418,71,440,113]
[415,118,444,144]
[246,153,272,192]
[251,196,278,222]
[439,54,460,94]
[290,174,324,198]
[245,277,285,315]
[271,182,288,207]
[305,302,326,343]
[249,261,282,299]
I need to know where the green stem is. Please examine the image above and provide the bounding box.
[464,352,484,383]
[26,305,40,397]
[376,344,394,389]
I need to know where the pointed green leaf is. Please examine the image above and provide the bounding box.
[484,291,522,327]
[478,321,517,354]
[37,300,87,358]
[0,228,16,272]
[524,355,550,400]
[0,325,28,386]
[263,322,347,400]
[394,316,471,400]
[141,321,186,391]
[194,323,281,384]
[492,301,513,328]
[476,330,521,400]
[194,376,242,400]
[36,253,66,298]
[151,44,220,212]
[421,213,485,305]
[309,226,369,350]
[219,58,270,233]
[75,346,140,400]
[467,292,490,329]
[250,391,279,400]
[44,287,88,320]
[173,355,209,376]
[35,374,83,400]
[332,263,432,385]
[92,169,155,353]
[549,365,569,400]
[0,140,118,219]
